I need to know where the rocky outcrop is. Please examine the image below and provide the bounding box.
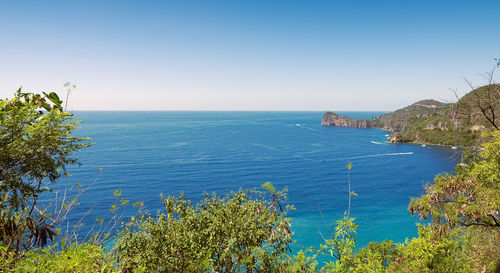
[387,132,403,143]
[321,112,374,128]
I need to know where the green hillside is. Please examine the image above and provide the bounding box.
[375,84,500,146]
[321,84,500,146]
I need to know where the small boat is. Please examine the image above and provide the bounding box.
[421,144,426,147]
[451,146,457,149]
[296,124,301,127]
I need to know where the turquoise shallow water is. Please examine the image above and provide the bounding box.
[49,111,459,251]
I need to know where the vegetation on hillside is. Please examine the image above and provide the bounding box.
[381,64,500,146]
[324,61,500,147]
[388,82,500,146]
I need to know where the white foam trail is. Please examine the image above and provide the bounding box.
[291,152,414,162]
[370,141,387,145]
[323,152,413,162]
[293,154,314,161]
[346,152,413,160]
[295,124,319,131]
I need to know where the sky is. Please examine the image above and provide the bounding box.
[0,0,499,111]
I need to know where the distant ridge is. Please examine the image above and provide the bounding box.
[322,84,500,147]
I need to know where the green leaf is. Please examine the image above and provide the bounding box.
[346,162,352,170]
[43,91,63,106]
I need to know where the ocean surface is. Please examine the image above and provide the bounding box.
[51,111,460,252]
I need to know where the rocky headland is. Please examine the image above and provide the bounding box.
[321,112,374,128]
[321,84,500,146]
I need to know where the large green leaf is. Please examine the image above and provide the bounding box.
[42,92,63,106]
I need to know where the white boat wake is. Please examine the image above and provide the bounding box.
[322,152,414,162]
[347,152,413,160]
[293,152,414,162]
[295,123,319,131]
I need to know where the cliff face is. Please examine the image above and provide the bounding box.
[321,85,500,147]
[321,112,374,128]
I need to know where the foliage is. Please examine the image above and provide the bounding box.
[338,240,399,273]
[0,88,91,255]
[455,79,500,131]
[370,60,500,146]
[372,99,449,131]
[317,225,495,273]
[0,242,117,273]
[396,112,481,146]
[319,215,359,272]
[405,129,500,272]
[409,130,500,231]
[285,250,319,272]
[460,226,500,272]
[389,224,474,273]
[313,162,361,272]
[116,183,294,272]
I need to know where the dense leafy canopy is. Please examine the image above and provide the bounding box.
[409,130,500,231]
[116,184,295,272]
[0,88,91,254]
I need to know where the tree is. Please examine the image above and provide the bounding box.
[452,59,500,132]
[116,183,294,272]
[410,60,500,232]
[0,88,91,256]
[388,225,474,273]
[409,131,500,232]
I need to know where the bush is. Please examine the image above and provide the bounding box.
[1,242,116,273]
[0,88,91,255]
[389,225,473,273]
[116,183,295,272]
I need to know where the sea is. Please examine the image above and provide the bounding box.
[51,111,459,253]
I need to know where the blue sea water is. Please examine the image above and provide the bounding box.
[52,111,459,252]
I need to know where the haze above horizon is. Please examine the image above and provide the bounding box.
[1,0,498,111]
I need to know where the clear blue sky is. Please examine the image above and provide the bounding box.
[0,0,498,110]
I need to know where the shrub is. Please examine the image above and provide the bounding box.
[1,242,117,273]
[116,183,294,272]
[0,88,91,258]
